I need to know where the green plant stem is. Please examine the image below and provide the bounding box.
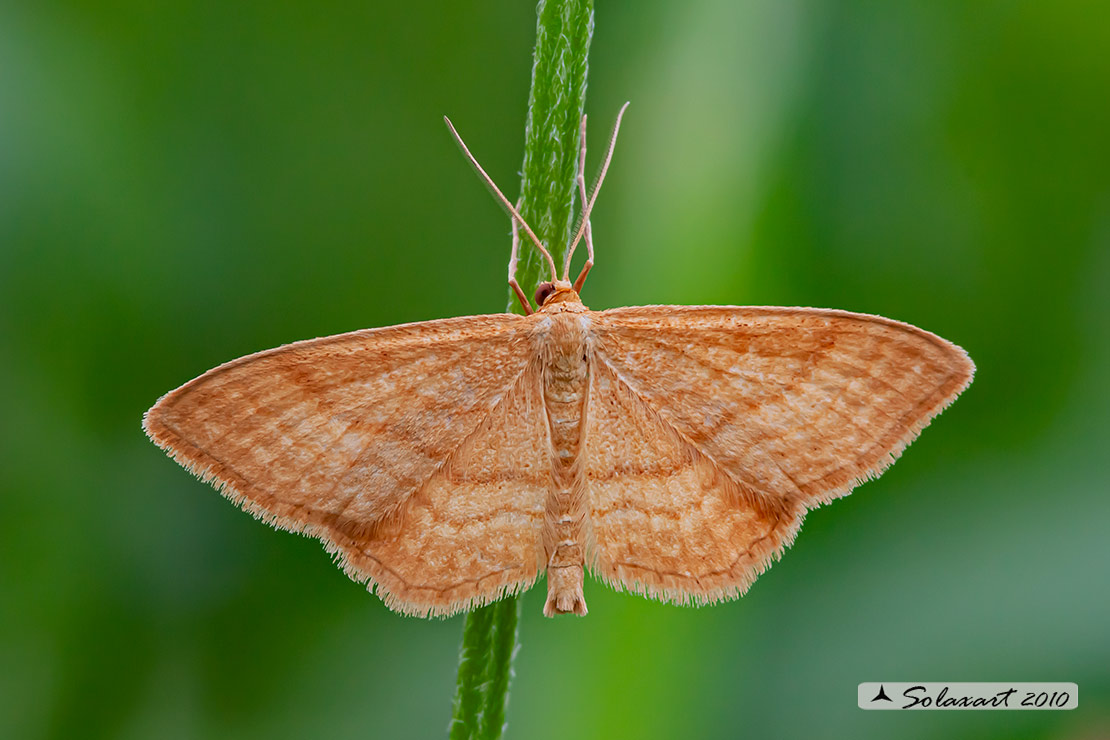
[449,1,593,739]
[515,0,595,298]
[477,597,520,738]
[449,606,494,740]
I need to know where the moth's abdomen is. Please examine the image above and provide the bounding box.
[546,363,588,470]
[540,312,591,616]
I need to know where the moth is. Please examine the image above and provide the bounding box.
[144,106,974,617]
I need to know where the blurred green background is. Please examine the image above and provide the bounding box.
[2,1,1108,738]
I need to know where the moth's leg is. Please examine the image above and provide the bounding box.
[572,114,594,293]
[507,198,533,315]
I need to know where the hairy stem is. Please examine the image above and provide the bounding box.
[514,0,595,300]
[449,606,494,740]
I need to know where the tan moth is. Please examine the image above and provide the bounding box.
[144,105,974,617]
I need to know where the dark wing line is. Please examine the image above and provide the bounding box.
[591,353,798,520]
[149,314,526,459]
[148,312,523,405]
[603,325,898,457]
[596,304,974,398]
[596,304,969,353]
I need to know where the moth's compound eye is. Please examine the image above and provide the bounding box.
[534,282,556,307]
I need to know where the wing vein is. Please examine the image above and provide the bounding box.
[593,353,784,514]
[331,363,536,524]
[408,363,537,505]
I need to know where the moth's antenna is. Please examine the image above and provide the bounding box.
[564,102,629,286]
[563,113,593,283]
[443,117,558,284]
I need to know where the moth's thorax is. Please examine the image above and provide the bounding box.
[541,311,590,473]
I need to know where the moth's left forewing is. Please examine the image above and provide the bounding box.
[581,304,972,606]
[590,305,974,510]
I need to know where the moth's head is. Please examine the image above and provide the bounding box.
[534,280,580,308]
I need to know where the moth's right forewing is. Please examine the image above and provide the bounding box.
[143,313,542,613]
[590,305,974,509]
